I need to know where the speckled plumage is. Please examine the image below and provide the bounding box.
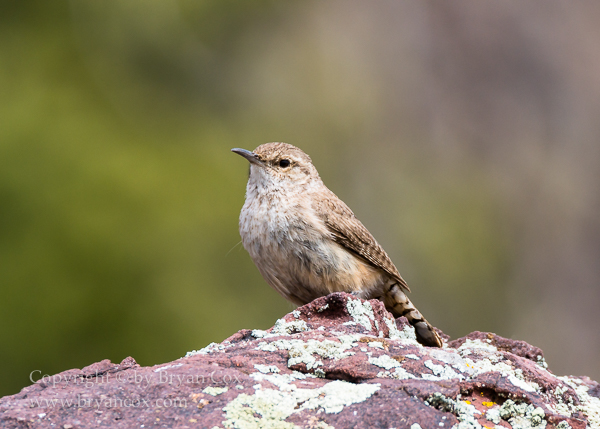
[232,142,442,347]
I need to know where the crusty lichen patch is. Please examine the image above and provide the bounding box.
[422,359,463,381]
[383,314,419,344]
[426,392,482,429]
[559,376,600,429]
[222,380,380,429]
[203,386,229,396]
[256,334,362,377]
[455,339,542,393]
[496,399,547,429]
[346,298,376,331]
[252,318,310,339]
[185,341,235,357]
[427,393,551,429]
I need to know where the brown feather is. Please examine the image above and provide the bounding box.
[313,187,411,293]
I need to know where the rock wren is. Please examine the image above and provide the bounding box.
[232,142,443,347]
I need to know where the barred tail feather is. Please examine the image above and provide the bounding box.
[383,284,443,347]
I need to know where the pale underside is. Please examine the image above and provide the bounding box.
[239,178,407,305]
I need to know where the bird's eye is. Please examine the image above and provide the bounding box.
[279,159,291,168]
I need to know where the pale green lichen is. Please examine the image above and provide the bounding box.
[500,368,540,393]
[203,386,229,396]
[256,336,356,374]
[457,339,499,355]
[346,298,375,330]
[382,314,419,344]
[271,318,309,336]
[222,380,380,429]
[250,318,309,341]
[254,364,280,374]
[369,354,403,370]
[369,353,416,380]
[422,359,463,381]
[428,348,471,374]
[185,341,235,357]
[251,329,269,338]
[288,338,355,370]
[497,399,547,428]
[316,303,329,312]
[486,407,501,424]
[250,370,313,391]
[377,367,416,381]
[426,392,482,429]
[547,383,576,417]
[455,343,542,393]
[560,376,600,429]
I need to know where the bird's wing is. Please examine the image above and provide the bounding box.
[314,188,410,292]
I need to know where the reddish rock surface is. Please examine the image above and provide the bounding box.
[1,292,599,428]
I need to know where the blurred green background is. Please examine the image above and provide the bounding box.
[2,1,599,396]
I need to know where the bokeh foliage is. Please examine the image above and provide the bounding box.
[0,0,294,396]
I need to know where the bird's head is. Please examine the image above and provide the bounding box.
[231,142,322,191]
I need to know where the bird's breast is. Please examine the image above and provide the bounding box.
[239,188,387,304]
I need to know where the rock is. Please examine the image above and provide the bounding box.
[1,292,598,428]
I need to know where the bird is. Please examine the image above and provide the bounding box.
[231,142,443,347]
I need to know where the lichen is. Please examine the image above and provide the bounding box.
[382,314,419,344]
[378,367,416,381]
[271,319,310,336]
[250,318,309,341]
[203,386,229,396]
[422,360,463,381]
[486,407,501,424]
[256,336,356,374]
[254,364,280,374]
[222,380,380,428]
[457,339,499,355]
[251,329,269,339]
[250,370,312,391]
[547,383,576,417]
[346,298,375,330]
[426,392,482,428]
[536,355,549,369]
[428,349,471,374]
[316,303,329,312]
[494,399,547,428]
[560,376,600,429]
[455,344,542,393]
[288,339,355,370]
[369,354,404,370]
[185,341,234,357]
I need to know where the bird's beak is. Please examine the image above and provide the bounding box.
[231,148,266,167]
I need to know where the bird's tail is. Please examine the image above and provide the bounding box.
[383,284,443,347]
